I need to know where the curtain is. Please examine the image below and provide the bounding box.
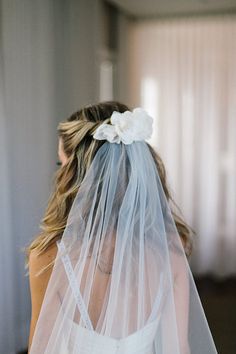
[0,0,107,352]
[127,15,236,277]
[0,37,16,354]
[0,1,59,352]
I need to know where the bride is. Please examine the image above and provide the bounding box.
[26,101,217,353]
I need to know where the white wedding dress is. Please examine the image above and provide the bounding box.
[57,241,160,354]
[60,318,159,354]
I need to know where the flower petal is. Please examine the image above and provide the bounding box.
[93,123,120,143]
[94,107,153,144]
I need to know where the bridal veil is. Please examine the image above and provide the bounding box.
[29,109,217,353]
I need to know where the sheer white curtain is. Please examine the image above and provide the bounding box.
[0,0,105,352]
[0,44,16,354]
[0,2,58,352]
[127,15,236,277]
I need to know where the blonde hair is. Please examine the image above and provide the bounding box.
[25,101,194,274]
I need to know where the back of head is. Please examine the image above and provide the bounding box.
[26,101,193,272]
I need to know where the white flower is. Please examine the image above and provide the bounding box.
[93,107,153,144]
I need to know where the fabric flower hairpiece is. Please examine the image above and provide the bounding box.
[93,107,153,145]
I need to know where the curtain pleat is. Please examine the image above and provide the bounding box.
[128,16,236,276]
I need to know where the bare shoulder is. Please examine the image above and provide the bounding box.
[28,241,59,349]
[29,242,58,275]
[29,241,58,305]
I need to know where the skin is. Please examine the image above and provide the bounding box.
[28,243,58,351]
[58,137,69,167]
[28,138,68,351]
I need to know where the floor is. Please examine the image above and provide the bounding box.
[196,277,236,354]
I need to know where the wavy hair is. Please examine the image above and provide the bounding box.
[25,101,194,274]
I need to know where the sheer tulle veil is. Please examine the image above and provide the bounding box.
[29,108,217,353]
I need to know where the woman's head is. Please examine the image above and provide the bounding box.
[26,101,193,272]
